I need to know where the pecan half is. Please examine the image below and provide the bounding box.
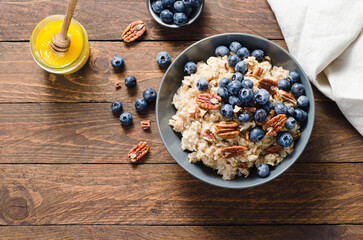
[238,162,247,169]
[196,93,221,110]
[221,145,248,158]
[281,90,297,104]
[128,141,150,162]
[122,21,146,43]
[263,114,287,136]
[203,132,214,142]
[266,145,278,153]
[244,106,256,113]
[141,120,151,130]
[115,82,121,89]
[253,66,264,77]
[215,121,239,139]
[258,78,277,95]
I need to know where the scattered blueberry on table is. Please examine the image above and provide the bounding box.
[120,112,133,126]
[111,100,123,113]
[111,56,124,70]
[135,98,148,112]
[143,88,157,102]
[156,51,171,67]
[125,76,137,88]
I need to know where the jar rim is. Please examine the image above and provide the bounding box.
[30,15,89,73]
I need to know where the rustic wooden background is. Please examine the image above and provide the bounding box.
[0,0,362,239]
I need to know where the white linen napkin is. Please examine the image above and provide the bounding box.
[267,0,363,135]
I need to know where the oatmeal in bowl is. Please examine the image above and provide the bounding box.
[156,33,314,188]
[169,42,309,180]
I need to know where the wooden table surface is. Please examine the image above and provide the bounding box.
[0,0,362,239]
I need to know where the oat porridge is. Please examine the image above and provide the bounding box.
[169,43,308,180]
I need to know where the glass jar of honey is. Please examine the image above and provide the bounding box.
[30,15,90,74]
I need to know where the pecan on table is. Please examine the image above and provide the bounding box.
[141,120,151,130]
[215,121,239,139]
[122,21,146,43]
[128,141,150,163]
[263,114,287,136]
[196,93,221,110]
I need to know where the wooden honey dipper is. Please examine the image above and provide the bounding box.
[50,0,78,53]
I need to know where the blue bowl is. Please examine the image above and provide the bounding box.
[156,33,315,189]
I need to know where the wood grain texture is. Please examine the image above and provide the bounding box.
[0,101,361,164]
[0,0,283,41]
[0,225,361,240]
[0,163,362,225]
[0,41,330,103]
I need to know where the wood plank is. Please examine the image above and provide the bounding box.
[0,225,361,240]
[0,163,362,225]
[0,101,361,164]
[0,0,283,41]
[0,41,329,103]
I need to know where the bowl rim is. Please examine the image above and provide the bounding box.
[156,33,315,189]
[146,0,204,28]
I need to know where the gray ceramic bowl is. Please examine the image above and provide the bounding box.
[147,0,204,28]
[156,33,315,189]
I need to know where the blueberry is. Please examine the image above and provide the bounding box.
[174,12,188,25]
[227,80,242,96]
[237,47,250,59]
[184,6,193,16]
[125,76,136,88]
[235,61,248,74]
[276,132,293,148]
[285,117,296,130]
[257,163,269,178]
[143,88,157,102]
[262,101,274,112]
[193,0,201,7]
[228,95,242,107]
[229,41,242,53]
[238,88,254,103]
[152,0,164,13]
[241,79,253,89]
[196,78,209,91]
[182,0,194,7]
[251,49,264,61]
[287,106,295,116]
[221,104,234,119]
[134,98,147,112]
[274,103,287,115]
[294,108,307,123]
[219,78,230,88]
[156,51,171,67]
[278,79,290,91]
[249,127,265,142]
[160,9,174,24]
[111,56,124,70]
[163,0,176,8]
[297,95,309,108]
[228,54,239,68]
[232,72,243,82]
[217,87,229,100]
[120,112,133,126]
[288,71,300,84]
[215,46,230,57]
[238,111,250,123]
[254,109,267,122]
[291,83,305,97]
[244,99,255,107]
[184,61,197,74]
[173,0,185,12]
[254,89,270,105]
[111,100,123,113]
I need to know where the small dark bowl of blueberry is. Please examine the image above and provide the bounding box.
[147,0,204,28]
